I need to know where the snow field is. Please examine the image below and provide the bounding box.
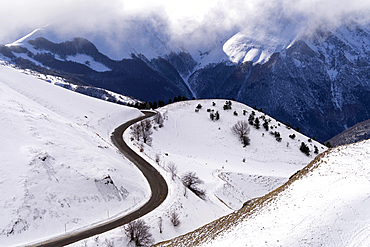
[0,64,149,246]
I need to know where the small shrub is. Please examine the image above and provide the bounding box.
[223,101,232,110]
[170,210,180,227]
[167,162,178,181]
[155,154,160,164]
[158,217,163,233]
[325,142,332,148]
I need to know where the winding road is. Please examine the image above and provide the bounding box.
[24,111,168,247]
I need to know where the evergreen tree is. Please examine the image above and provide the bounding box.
[215,111,220,120]
[254,118,260,129]
[300,142,310,156]
[248,114,255,125]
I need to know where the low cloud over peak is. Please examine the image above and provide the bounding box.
[1,0,369,55]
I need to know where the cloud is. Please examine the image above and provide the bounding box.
[0,0,369,52]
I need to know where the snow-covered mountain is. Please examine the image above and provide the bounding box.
[156,139,370,247]
[1,20,369,142]
[65,99,326,246]
[0,61,326,246]
[0,64,149,246]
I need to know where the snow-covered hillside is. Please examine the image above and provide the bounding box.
[157,139,370,247]
[70,99,325,246]
[0,64,149,246]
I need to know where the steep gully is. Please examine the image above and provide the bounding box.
[23,111,168,247]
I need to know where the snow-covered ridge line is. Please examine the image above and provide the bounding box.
[0,61,139,106]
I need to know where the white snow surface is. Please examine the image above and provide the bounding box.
[64,54,110,72]
[0,64,149,246]
[200,140,370,247]
[223,19,302,65]
[69,100,325,246]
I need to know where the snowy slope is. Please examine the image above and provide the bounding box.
[69,99,326,246]
[149,100,326,210]
[157,139,370,247]
[0,64,149,246]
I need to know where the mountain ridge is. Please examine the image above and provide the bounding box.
[1,22,369,142]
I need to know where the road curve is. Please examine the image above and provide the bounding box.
[23,111,168,247]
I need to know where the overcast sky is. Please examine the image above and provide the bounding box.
[0,0,369,45]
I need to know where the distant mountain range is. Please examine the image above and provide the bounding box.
[1,21,369,142]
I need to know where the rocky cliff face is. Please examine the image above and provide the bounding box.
[1,23,369,142]
[327,119,370,146]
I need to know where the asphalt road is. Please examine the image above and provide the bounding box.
[23,111,168,247]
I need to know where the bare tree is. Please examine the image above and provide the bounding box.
[167,162,178,181]
[231,120,250,138]
[181,172,206,199]
[130,123,142,141]
[231,120,251,147]
[140,120,153,146]
[169,210,180,227]
[154,112,164,127]
[124,220,153,246]
[130,120,153,146]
